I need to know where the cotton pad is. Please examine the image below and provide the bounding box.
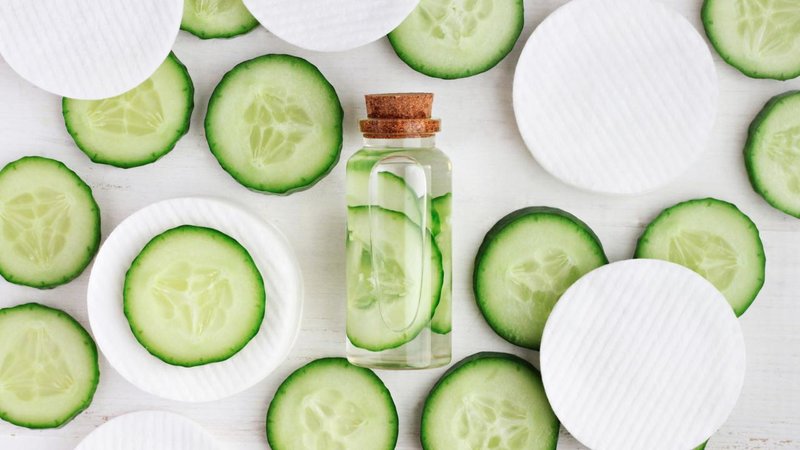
[87,197,303,402]
[76,411,220,450]
[241,0,419,52]
[0,0,182,99]
[513,0,718,195]
[540,259,746,450]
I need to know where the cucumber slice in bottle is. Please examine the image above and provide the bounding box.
[181,0,259,39]
[0,156,100,288]
[346,206,443,351]
[421,352,559,450]
[388,0,524,79]
[346,160,424,225]
[745,91,800,218]
[124,225,265,367]
[205,54,343,195]
[473,207,607,350]
[635,198,766,317]
[63,53,194,168]
[430,194,451,334]
[266,357,398,450]
[0,303,99,429]
[702,0,800,80]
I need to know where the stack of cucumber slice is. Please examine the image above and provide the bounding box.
[346,206,443,351]
[430,194,452,333]
[346,157,453,348]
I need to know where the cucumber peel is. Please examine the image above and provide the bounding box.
[745,91,800,218]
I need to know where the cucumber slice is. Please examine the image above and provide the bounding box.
[745,91,800,218]
[0,156,100,288]
[346,206,443,351]
[473,207,607,350]
[63,53,194,168]
[388,0,524,79]
[346,160,424,225]
[205,54,343,195]
[124,225,265,367]
[702,0,800,80]
[0,303,99,429]
[181,0,259,39]
[421,352,559,450]
[266,357,398,450]
[430,194,451,334]
[635,198,765,316]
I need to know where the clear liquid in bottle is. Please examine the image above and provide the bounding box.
[345,94,451,370]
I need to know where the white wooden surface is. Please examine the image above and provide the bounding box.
[1,1,799,449]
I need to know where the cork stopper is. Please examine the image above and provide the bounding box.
[360,93,441,138]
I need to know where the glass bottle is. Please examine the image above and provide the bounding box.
[345,93,451,369]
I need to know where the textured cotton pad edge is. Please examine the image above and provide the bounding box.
[241,0,419,52]
[0,0,183,99]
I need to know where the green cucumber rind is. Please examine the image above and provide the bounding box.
[634,197,766,317]
[266,357,399,450]
[473,207,608,350]
[62,53,195,169]
[430,193,451,334]
[122,224,266,367]
[205,54,343,195]
[430,193,448,237]
[0,156,101,289]
[346,165,425,224]
[346,206,444,351]
[387,0,524,80]
[744,90,800,218]
[0,303,100,429]
[701,0,800,81]
[420,352,558,450]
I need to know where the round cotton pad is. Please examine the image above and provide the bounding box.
[513,0,718,195]
[87,197,303,402]
[75,411,220,450]
[540,259,746,450]
[241,0,419,52]
[0,0,182,99]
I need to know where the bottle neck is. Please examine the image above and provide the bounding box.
[362,136,436,149]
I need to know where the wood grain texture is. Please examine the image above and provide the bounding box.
[1,1,798,448]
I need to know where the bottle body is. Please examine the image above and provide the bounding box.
[345,137,451,369]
